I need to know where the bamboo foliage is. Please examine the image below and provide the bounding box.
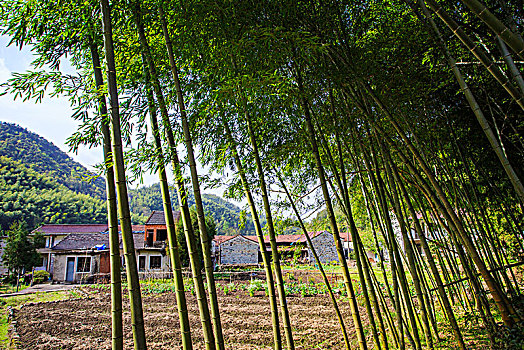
[1,0,523,348]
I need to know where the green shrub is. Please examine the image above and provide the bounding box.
[32,270,50,284]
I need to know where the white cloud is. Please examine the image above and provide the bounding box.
[0,58,10,82]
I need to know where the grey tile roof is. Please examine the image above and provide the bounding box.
[52,233,109,251]
[145,210,181,225]
[53,233,145,251]
[33,224,108,234]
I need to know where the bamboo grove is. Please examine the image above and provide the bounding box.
[1,0,524,348]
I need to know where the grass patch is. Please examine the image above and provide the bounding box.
[0,284,29,295]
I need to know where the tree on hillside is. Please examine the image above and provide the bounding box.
[175,208,216,267]
[1,221,44,290]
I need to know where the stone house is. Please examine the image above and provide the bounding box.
[214,235,260,265]
[305,231,339,264]
[212,231,341,266]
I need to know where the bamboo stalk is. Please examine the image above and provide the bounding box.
[142,66,192,350]
[244,109,295,350]
[420,0,524,207]
[296,76,368,350]
[223,119,282,350]
[99,0,147,348]
[131,4,216,348]
[157,6,224,348]
[89,42,123,350]
[459,0,524,60]
[277,173,351,350]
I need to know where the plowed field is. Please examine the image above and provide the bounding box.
[14,289,361,349]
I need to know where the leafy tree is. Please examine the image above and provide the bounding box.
[175,207,216,267]
[2,221,44,279]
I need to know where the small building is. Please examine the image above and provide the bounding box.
[137,210,181,278]
[134,233,171,279]
[144,211,180,247]
[214,235,259,265]
[51,232,109,283]
[305,231,339,264]
[33,224,109,275]
[48,223,169,282]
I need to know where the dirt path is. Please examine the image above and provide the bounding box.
[0,283,76,298]
[14,290,360,349]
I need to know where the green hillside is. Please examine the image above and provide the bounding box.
[0,122,256,234]
[0,122,106,199]
[0,156,106,231]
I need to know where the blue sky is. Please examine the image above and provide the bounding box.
[0,34,243,205]
[0,35,103,170]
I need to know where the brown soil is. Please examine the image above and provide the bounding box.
[14,289,360,349]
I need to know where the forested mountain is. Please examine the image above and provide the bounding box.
[128,184,259,234]
[0,156,106,231]
[0,122,255,234]
[0,122,106,199]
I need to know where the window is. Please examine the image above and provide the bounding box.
[149,256,161,269]
[146,230,154,247]
[138,256,146,271]
[76,257,91,273]
[156,229,167,241]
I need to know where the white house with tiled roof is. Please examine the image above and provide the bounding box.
[33,224,108,275]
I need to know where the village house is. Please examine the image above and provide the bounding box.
[213,235,260,265]
[27,210,382,282]
[51,232,109,283]
[33,221,170,283]
[306,231,339,264]
[211,231,341,266]
[138,211,174,278]
[34,224,109,274]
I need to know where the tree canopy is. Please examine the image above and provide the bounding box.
[1,0,523,348]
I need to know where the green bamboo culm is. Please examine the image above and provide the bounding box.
[277,173,351,350]
[316,127,381,350]
[157,5,225,348]
[99,0,147,348]
[459,0,524,60]
[423,0,524,113]
[295,62,368,350]
[142,65,192,350]
[131,3,216,348]
[360,79,520,327]
[243,107,295,350]
[89,42,123,350]
[223,119,283,350]
[420,0,524,205]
